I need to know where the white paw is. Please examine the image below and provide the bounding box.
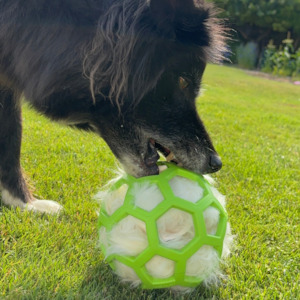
[26,199,63,214]
[1,189,27,208]
[1,189,63,214]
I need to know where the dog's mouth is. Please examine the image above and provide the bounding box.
[143,139,180,175]
[151,139,180,164]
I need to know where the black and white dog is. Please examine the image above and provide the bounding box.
[0,0,225,213]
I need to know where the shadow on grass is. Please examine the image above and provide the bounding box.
[2,261,217,300]
[78,262,219,300]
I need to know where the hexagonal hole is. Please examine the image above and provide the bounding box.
[103,184,128,216]
[114,260,141,285]
[186,245,219,278]
[145,255,175,278]
[169,176,204,203]
[157,208,195,249]
[133,181,164,211]
[108,216,148,256]
[203,206,220,235]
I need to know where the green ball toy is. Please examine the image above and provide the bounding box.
[98,163,230,291]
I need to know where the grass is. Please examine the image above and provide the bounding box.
[1,64,299,299]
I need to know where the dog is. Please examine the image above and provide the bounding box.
[0,0,226,213]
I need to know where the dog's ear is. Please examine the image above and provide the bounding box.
[149,0,176,38]
[150,0,195,19]
[150,0,211,47]
[174,7,211,47]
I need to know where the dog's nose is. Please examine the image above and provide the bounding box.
[209,154,222,172]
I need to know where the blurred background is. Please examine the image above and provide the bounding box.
[209,0,300,80]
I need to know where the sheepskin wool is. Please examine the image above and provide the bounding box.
[98,172,233,292]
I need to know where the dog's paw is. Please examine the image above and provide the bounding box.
[26,199,63,214]
[1,190,63,214]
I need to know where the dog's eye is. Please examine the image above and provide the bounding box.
[179,77,189,90]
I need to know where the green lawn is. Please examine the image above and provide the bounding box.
[1,65,299,299]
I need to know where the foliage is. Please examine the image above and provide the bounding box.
[261,40,300,78]
[212,0,300,35]
[236,42,259,69]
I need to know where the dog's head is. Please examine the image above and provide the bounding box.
[86,0,226,177]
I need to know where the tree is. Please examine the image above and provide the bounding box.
[211,0,300,47]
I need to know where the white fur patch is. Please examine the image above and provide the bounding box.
[119,156,144,178]
[169,176,204,203]
[133,182,164,211]
[186,245,220,278]
[1,189,26,208]
[203,174,216,186]
[145,255,175,279]
[1,189,63,214]
[113,261,141,287]
[106,215,148,257]
[26,199,63,215]
[157,208,195,249]
[103,184,128,216]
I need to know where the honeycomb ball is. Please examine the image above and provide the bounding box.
[98,163,232,291]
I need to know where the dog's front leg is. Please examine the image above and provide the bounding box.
[0,88,62,214]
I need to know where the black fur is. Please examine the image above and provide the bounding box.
[0,0,226,205]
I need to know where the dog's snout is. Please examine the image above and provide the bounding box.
[209,154,222,172]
